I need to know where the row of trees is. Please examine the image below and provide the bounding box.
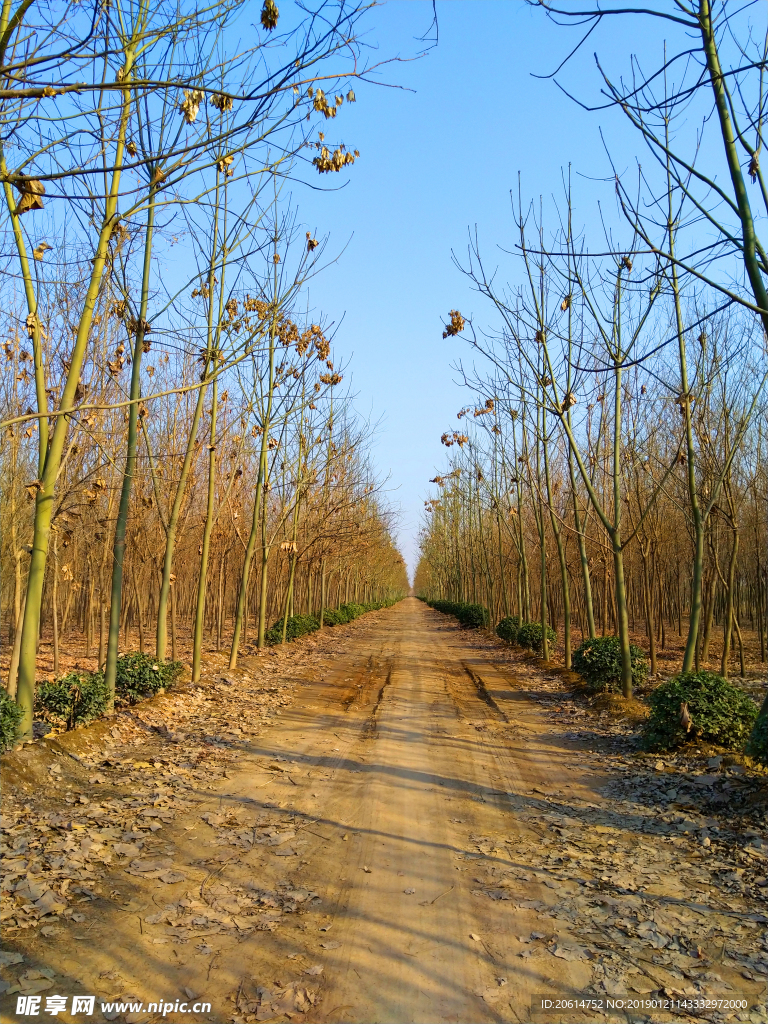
[418,1,768,699]
[0,0,407,740]
[415,363,766,683]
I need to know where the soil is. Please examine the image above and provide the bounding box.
[1,599,766,1024]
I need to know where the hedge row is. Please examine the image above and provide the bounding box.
[495,615,557,654]
[423,599,489,629]
[265,598,400,646]
[33,653,183,736]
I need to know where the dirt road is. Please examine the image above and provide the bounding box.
[2,598,766,1024]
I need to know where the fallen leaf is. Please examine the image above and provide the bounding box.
[550,942,588,961]
[18,978,56,994]
[34,891,66,917]
[129,857,172,873]
[18,971,55,996]
[113,843,141,858]
[159,871,186,884]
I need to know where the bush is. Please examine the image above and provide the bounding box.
[1,689,24,751]
[746,697,768,765]
[322,608,348,627]
[340,602,366,620]
[426,599,489,629]
[427,599,454,616]
[265,599,401,645]
[572,635,648,693]
[34,654,182,733]
[265,614,320,646]
[457,603,489,629]
[496,616,520,644]
[643,671,759,752]
[516,621,557,654]
[114,652,183,705]
[35,671,110,730]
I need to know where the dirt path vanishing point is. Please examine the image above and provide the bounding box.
[2,598,767,1024]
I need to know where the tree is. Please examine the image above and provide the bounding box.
[1,0,379,738]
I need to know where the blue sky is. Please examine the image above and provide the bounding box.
[281,1,693,575]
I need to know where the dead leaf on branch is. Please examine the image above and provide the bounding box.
[14,178,45,214]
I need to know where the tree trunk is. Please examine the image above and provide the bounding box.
[51,544,60,677]
[136,578,146,654]
[192,375,218,680]
[720,527,739,678]
[105,189,156,703]
[7,591,27,698]
[641,547,657,675]
[98,563,106,669]
[170,583,177,663]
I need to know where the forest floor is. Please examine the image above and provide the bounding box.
[1,598,767,1024]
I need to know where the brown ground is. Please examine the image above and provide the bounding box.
[1,599,766,1024]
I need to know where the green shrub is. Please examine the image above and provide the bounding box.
[322,608,348,626]
[265,614,320,646]
[426,599,489,629]
[114,652,182,705]
[643,671,759,752]
[35,671,110,730]
[746,696,768,765]
[572,635,648,693]
[457,603,489,628]
[1,689,24,751]
[516,620,557,654]
[496,616,520,644]
[340,602,366,620]
[265,599,400,646]
[360,599,395,613]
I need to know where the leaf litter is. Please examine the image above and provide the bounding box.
[0,641,333,1009]
[455,638,768,1021]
